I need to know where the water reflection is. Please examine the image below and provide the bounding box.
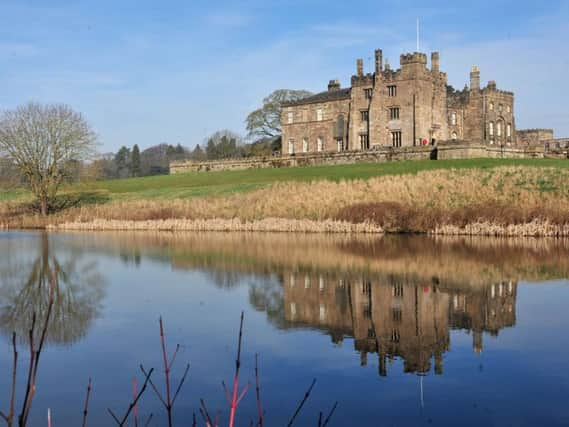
[283,271,516,375]
[0,233,105,346]
[54,231,556,374]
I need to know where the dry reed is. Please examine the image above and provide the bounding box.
[3,166,569,236]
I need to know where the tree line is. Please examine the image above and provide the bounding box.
[0,89,313,215]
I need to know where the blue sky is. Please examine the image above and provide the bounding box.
[0,0,568,153]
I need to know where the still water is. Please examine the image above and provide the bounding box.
[1,231,569,426]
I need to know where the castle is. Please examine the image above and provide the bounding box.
[281,49,519,153]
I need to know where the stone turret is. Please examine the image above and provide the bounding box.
[357,58,364,76]
[431,52,440,73]
[470,66,481,91]
[374,49,383,73]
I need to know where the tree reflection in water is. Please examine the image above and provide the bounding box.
[0,233,105,346]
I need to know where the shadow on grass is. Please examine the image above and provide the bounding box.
[2,191,111,219]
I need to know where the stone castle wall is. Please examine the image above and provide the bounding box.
[170,142,555,174]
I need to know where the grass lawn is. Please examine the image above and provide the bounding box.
[74,158,569,199]
[3,158,569,202]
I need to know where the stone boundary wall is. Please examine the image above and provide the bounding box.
[170,143,559,174]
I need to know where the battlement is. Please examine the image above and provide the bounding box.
[483,81,514,96]
[351,73,374,87]
[400,52,428,66]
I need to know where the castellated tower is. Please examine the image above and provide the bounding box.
[281,48,516,153]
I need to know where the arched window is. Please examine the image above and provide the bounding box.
[497,122,502,137]
[451,112,457,125]
[317,137,323,152]
[507,124,512,138]
[489,122,494,136]
[451,131,457,141]
[288,139,295,154]
[489,102,494,111]
[302,139,308,153]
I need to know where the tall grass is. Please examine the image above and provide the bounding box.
[3,166,569,236]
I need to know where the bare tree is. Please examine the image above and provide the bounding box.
[245,89,312,139]
[0,102,97,215]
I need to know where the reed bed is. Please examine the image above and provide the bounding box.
[3,166,569,236]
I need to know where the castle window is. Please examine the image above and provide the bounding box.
[316,109,323,121]
[499,104,503,112]
[392,283,404,297]
[451,112,457,125]
[392,308,402,323]
[336,138,344,152]
[304,275,310,289]
[388,85,397,97]
[507,124,512,138]
[489,102,494,111]
[287,111,294,124]
[317,137,323,152]
[507,105,511,113]
[290,273,296,288]
[363,304,371,319]
[391,329,400,343]
[390,107,400,120]
[319,277,325,291]
[489,122,494,136]
[288,139,295,155]
[364,88,373,99]
[497,122,502,137]
[319,304,326,321]
[368,328,376,339]
[391,131,402,148]
[302,139,308,153]
[361,110,369,121]
[290,303,297,319]
[359,134,369,150]
[362,281,371,295]
[451,131,458,141]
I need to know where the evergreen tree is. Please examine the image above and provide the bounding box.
[114,146,131,178]
[131,144,141,177]
[191,144,206,161]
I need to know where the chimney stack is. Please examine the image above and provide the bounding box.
[328,79,341,91]
[374,49,383,73]
[431,52,440,73]
[470,66,481,91]
[357,58,364,76]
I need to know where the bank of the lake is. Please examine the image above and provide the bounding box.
[2,159,569,236]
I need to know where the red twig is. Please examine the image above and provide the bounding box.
[228,311,247,427]
[255,354,263,427]
[0,332,18,426]
[132,377,139,427]
[81,378,92,427]
[141,318,189,427]
[287,378,316,427]
[322,402,338,427]
[199,399,214,427]
[20,272,56,426]
[159,317,172,427]
[107,368,154,426]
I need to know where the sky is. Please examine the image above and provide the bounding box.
[0,0,568,153]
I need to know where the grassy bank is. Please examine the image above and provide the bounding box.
[2,159,569,235]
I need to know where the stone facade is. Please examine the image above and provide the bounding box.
[281,48,517,151]
[516,129,554,146]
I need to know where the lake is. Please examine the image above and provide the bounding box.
[1,231,569,426]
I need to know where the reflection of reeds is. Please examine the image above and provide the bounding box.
[61,231,569,288]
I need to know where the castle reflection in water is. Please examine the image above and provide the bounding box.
[284,272,516,376]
